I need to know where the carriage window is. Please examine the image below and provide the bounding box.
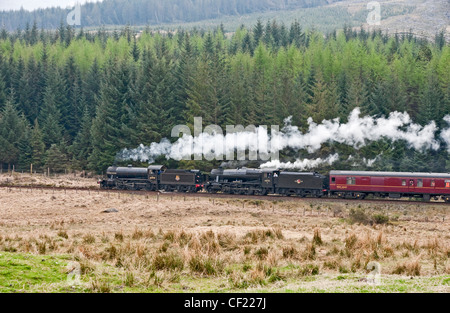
[431,180,435,187]
[446,180,450,188]
[409,180,414,187]
[417,179,423,187]
[346,177,356,185]
[402,180,406,186]
[331,177,336,183]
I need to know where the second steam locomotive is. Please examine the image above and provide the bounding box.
[99,165,450,203]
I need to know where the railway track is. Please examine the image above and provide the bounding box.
[1,184,448,206]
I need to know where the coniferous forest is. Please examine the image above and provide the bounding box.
[0,21,449,174]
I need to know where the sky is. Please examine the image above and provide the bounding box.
[0,0,103,12]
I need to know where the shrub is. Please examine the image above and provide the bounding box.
[114,231,124,242]
[125,272,135,287]
[373,214,390,225]
[254,247,269,260]
[153,253,184,271]
[131,228,144,240]
[188,255,223,276]
[313,228,323,246]
[83,234,95,244]
[228,272,250,289]
[57,230,69,239]
[302,243,316,260]
[348,209,390,225]
[163,230,176,242]
[345,233,358,250]
[103,244,117,260]
[90,278,111,293]
[299,264,320,276]
[282,246,297,259]
[392,260,421,276]
[348,208,372,225]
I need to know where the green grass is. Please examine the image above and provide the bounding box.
[1,252,448,293]
[0,252,75,292]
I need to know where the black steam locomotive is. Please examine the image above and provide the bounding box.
[99,165,450,202]
[100,165,206,192]
[99,165,327,197]
[206,168,327,197]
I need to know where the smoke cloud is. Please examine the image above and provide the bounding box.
[272,108,440,153]
[260,154,340,170]
[117,108,448,165]
[442,115,450,153]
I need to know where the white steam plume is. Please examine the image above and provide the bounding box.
[260,154,340,170]
[442,115,450,153]
[273,108,440,153]
[117,108,447,163]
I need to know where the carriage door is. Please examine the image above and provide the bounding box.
[408,178,415,192]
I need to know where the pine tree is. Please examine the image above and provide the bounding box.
[17,123,32,171]
[82,59,100,117]
[344,73,369,118]
[63,55,82,141]
[172,34,195,126]
[30,20,38,45]
[252,43,272,125]
[45,144,69,173]
[242,32,254,55]
[31,119,45,171]
[253,19,264,45]
[0,91,27,170]
[40,64,65,148]
[88,58,132,172]
[418,72,444,125]
[306,72,338,122]
[365,81,389,117]
[289,20,304,48]
[70,104,93,170]
[289,73,308,128]
[130,35,140,62]
[0,70,5,112]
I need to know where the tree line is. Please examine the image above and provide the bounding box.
[0,0,342,31]
[0,20,448,173]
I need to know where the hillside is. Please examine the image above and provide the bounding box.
[0,0,342,30]
[0,0,448,39]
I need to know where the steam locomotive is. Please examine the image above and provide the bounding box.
[99,165,450,203]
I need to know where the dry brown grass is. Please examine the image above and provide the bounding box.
[0,187,449,292]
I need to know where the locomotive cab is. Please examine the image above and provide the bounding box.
[261,169,279,194]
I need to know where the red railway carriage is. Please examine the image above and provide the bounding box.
[329,171,450,202]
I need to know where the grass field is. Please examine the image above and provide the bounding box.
[0,178,448,293]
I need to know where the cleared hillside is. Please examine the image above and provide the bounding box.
[1,0,448,40]
[0,0,342,30]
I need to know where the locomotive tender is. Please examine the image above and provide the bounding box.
[99,166,450,203]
